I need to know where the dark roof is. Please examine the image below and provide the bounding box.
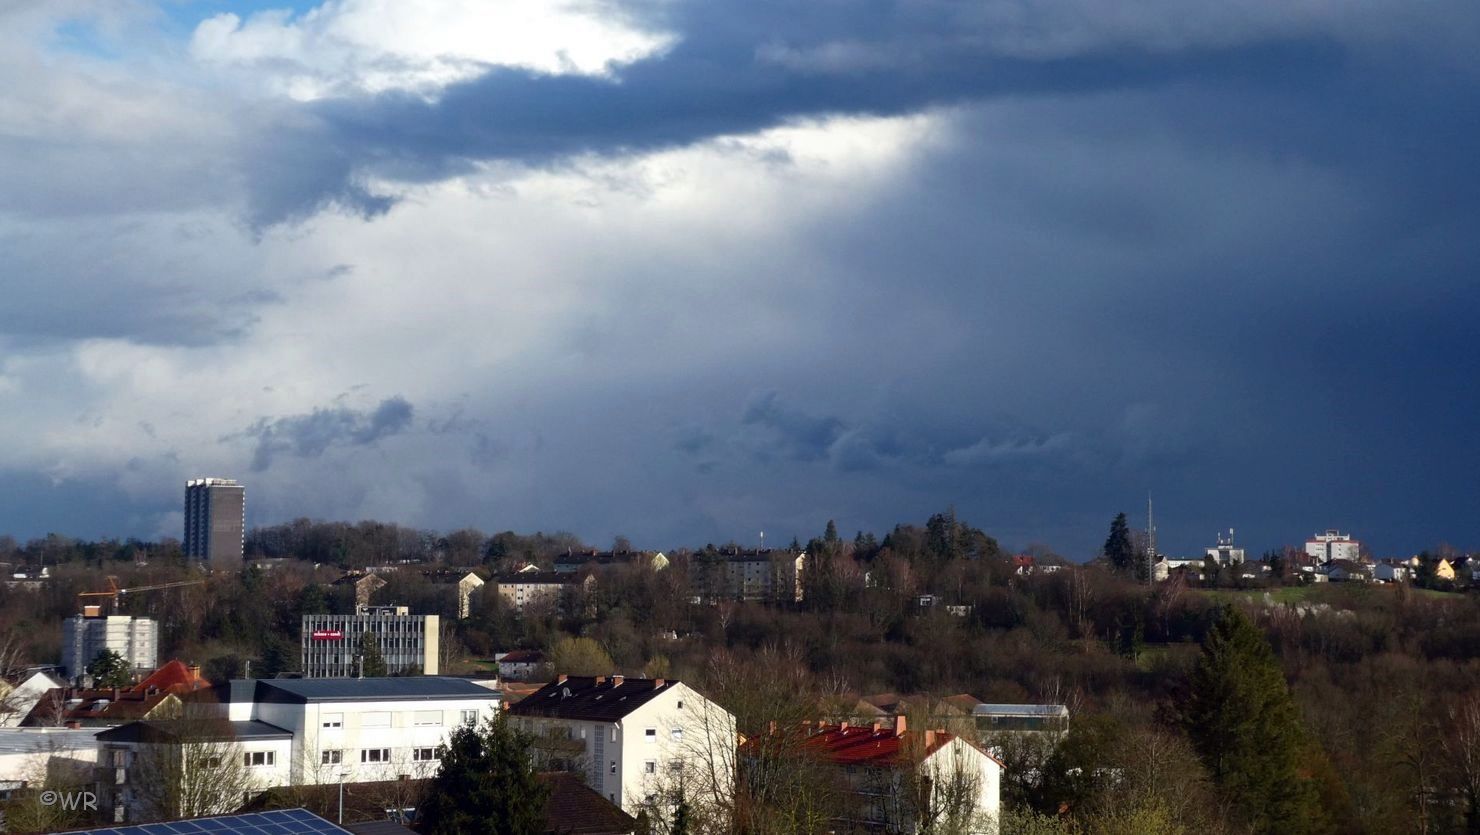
[496,571,589,585]
[542,772,637,834]
[248,676,501,704]
[508,676,677,722]
[500,649,547,663]
[96,719,291,744]
[693,548,804,563]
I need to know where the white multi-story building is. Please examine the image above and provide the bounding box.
[0,726,98,803]
[691,549,807,603]
[1306,530,1361,564]
[1205,530,1246,566]
[495,572,595,613]
[95,676,501,822]
[61,614,158,679]
[508,675,735,816]
[301,606,440,677]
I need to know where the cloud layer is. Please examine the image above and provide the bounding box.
[0,0,1477,556]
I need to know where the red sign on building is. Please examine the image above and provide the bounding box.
[311,629,344,641]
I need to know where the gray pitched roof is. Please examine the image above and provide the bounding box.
[247,676,501,704]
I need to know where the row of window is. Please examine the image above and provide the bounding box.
[322,747,443,765]
[321,710,478,729]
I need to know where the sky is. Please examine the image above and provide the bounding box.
[1,0,1478,558]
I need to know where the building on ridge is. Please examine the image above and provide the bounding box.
[1305,530,1361,564]
[184,477,245,569]
[301,606,440,677]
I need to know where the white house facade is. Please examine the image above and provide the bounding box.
[509,675,736,816]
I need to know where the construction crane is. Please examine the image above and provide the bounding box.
[77,576,204,615]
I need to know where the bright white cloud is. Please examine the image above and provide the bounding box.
[190,0,674,100]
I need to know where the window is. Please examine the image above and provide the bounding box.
[609,727,617,743]
[677,700,684,710]
[668,760,684,773]
[361,748,391,763]
[322,713,343,729]
[362,712,391,728]
[671,727,684,742]
[610,760,617,774]
[644,760,657,774]
[413,710,442,727]
[645,728,657,743]
[412,747,441,762]
[203,755,223,769]
[461,710,478,726]
[244,751,275,767]
[321,750,342,765]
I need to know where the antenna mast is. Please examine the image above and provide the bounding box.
[1146,494,1157,585]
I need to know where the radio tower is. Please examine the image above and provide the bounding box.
[1145,494,1157,585]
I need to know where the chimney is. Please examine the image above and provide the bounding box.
[894,715,907,736]
[925,729,937,748]
[556,674,567,684]
[653,678,665,689]
[767,720,777,735]
[611,675,624,687]
[188,663,202,680]
[595,676,606,685]
[839,721,849,731]
[65,721,81,729]
[872,721,882,733]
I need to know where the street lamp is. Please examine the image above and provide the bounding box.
[338,769,351,823]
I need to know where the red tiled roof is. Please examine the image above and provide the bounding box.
[740,721,954,768]
[132,659,210,695]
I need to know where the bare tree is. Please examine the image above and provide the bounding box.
[123,707,260,822]
[1442,694,1480,832]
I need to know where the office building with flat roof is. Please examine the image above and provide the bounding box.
[302,606,440,677]
[184,477,245,568]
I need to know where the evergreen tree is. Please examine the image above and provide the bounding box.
[823,519,839,547]
[420,712,549,835]
[260,634,298,678]
[1103,513,1135,573]
[87,649,131,687]
[670,792,691,835]
[1184,605,1326,834]
[359,636,388,677]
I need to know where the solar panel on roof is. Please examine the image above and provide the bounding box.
[59,808,352,835]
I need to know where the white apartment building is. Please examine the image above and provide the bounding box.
[1205,530,1246,566]
[301,605,440,677]
[691,549,807,603]
[61,614,158,679]
[0,726,98,803]
[1306,530,1361,564]
[95,677,501,823]
[509,675,736,816]
[495,572,595,613]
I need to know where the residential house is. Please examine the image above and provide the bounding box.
[972,704,1070,736]
[495,572,596,614]
[424,569,485,619]
[1325,560,1373,583]
[333,572,389,609]
[0,726,98,803]
[21,659,211,727]
[1373,562,1409,583]
[0,670,65,728]
[553,550,670,574]
[496,650,550,682]
[740,716,1002,834]
[689,548,806,604]
[508,675,736,816]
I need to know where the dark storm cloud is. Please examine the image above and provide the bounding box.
[241,396,415,471]
[242,0,1361,225]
